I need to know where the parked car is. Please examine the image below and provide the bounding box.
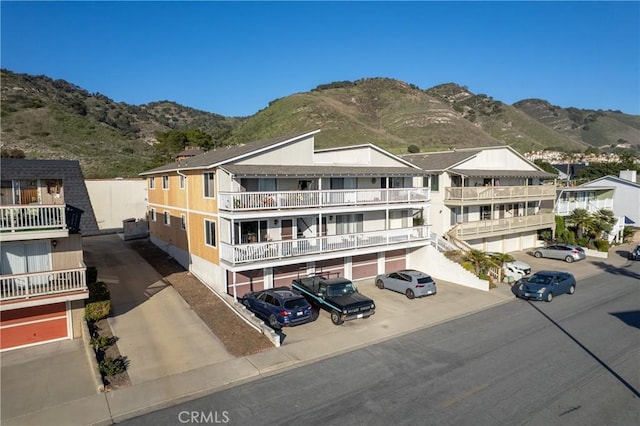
[628,245,640,261]
[240,287,315,330]
[375,269,437,299]
[514,271,576,302]
[533,244,586,263]
[503,260,531,277]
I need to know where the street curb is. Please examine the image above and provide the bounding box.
[81,319,105,393]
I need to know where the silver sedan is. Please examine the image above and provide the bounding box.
[375,269,437,299]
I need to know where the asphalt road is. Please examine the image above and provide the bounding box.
[123,262,640,426]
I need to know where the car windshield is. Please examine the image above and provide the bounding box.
[284,298,308,310]
[326,282,356,297]
[528,275,551,285]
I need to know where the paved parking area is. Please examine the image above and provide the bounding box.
[506,246,632,282]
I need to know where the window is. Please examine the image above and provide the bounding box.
[163,211,170,226]
[204,173,215,198]
[162,175,169,190]
[149,177,155,189]
[205,219,216,247]
[179,174,186,190]
[430,174,439,192]
[336,214,363,235]
[150,208,156,222]
[180,214,186,230]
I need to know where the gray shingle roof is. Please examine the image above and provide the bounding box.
[452,169,556,179]
[401,149,484,171]
[221,164,428,177]
[140,130,320,175]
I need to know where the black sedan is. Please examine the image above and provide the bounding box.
[240,287,315,329]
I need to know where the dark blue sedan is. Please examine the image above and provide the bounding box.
[514,271,576,302]
[240,287,315,329]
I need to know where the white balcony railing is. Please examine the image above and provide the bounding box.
[0,266,87,301]
[453,213,556,239]
[219,188,430,211]
[445,185,556,203]
[220,226,431,264]
[0,205,67,233]
[555,199,614,216]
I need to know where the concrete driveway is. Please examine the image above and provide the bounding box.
[82,234,234,384]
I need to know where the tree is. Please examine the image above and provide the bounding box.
[591,209,617,239]
[464,249,490,275]
[151,129,214,167]
[566,208,593,240]
[407,145,420,154]
[488,252,514,269]
[533,159,559,176]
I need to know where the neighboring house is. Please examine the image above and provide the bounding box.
[581,170,640,226]
[403,146,557,253]
[552,163,589,182]
[554,186,624,243]
[140,130,432,298]
[85,178,148,231]
[0,159,98,351]
[554,186,615,216]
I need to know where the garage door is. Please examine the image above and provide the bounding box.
[0,303,68,351]
[315,257,344,278]
[274,263,306,288]
[352,253,378,280]
[384,249,406,272]
[228,269,264,298]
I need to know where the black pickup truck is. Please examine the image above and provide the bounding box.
[291,275,375,325]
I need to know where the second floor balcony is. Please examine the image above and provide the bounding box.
[445,185,556,206]
[451,212,556,240]
[1,265,87,302]
[219,188,430,212]
[220,225,431,265]
[555,198,614,216]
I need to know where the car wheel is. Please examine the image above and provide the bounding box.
[376,279,385,289]
[568,285,575,295]
[534,251,543,258]
[330,310,344,325]
[406,289,415,299]
[268,314,281,330]
[546,292,553,302]
[242,299,250,308]
[565,256,574,263]
[311,307,320,321]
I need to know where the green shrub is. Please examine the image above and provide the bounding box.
[87,281,110,303]
[576,237,589,247]
[90,335,116,351]
[85,300,111,321]
[99,356,128,376]
[593,239,610,252]
[86,266,98,285]
[407,144,420,154]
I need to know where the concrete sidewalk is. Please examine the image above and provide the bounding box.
[2,240,636,426]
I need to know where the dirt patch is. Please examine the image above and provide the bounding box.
[127,239,274,357]
[88,318,131,391]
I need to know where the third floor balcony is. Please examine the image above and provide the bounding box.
[219,188,430,212]
[444,184,556,206]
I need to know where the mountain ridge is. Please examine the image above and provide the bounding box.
[1,69,638,178]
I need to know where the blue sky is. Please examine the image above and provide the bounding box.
[2,1,639,117]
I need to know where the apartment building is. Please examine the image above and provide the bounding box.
[403,146,557,253]
[0,160,98,351]
[140,130,432,298]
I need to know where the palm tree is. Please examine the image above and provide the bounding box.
[465,249,490,275]
[591,208,617,240]
[567,208,593,240]
[488,252,514,269]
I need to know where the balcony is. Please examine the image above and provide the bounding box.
[555,199,614,216]
[1,266,87,301]
[0,205,68,242]
[451,212,555,240]
[220,225,431,265]
[219,188,430,212]
[444,185,556,206]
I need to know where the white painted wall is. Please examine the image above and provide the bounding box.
[419,245,490,291]
[86,179,147,231]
